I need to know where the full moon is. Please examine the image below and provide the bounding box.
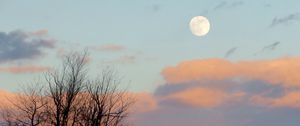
[189,16,210,36]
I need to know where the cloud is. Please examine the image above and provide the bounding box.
[272,92,300,108]
[91,44,126,52]
[134,57,300,126]
[101,55,136,64]
[153,79,248,109]
[270,12,300,27]
[151,57,300,109]
[0,89,17,107]
[164,87,227,108]
[251,92,300,108]
[0,30,56,63]
[152,4,161,12]
[264,3,271,8]
[0,65,50,74]
[213,1,244,11]
[254,41,280,55]
[225,47,237,58]
[29,29,48,36]
[114,55,136,64]
[214,1,227,10]
[131,92,158,112]
[163,87,245,108]
[162,57,300,87]
[3,56,300,126]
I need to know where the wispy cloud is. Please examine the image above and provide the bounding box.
[0,30,56,63]
[270,13,300,27]
[264,3,271,8]
[225,47,238,58]
[116,55,136,63]
[29,29,48,36]
[101,55,136,64]
[262,41,280,50]
[0,65,50,74]
[214,1,227,10]
[213,1,244,11]
[254,41,280,55]
[151,4,161,12]
[91,44,126,52]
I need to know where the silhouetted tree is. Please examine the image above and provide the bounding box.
[78,69,131,126]
[0,51,132,126]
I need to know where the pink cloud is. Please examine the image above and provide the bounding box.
[251,92,300,108]
[131,92,158,112]
[164,87,228,108]
[162,57,300,87]
[163,87,245,108]
[159,57,300,108]
[0,90,17,107]
[0,66,50,74]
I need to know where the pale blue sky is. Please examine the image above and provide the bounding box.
[0,0,300,92]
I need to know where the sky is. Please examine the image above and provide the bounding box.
[1,0,300,126]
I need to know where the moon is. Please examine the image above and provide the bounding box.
[189,16,210,36]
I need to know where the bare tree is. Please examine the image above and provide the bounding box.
[44,52,88,126]
[78,69,132,126]
[1,51,132,126]
[0,84,48,126]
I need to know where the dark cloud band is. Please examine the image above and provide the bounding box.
[0,30,55,63]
